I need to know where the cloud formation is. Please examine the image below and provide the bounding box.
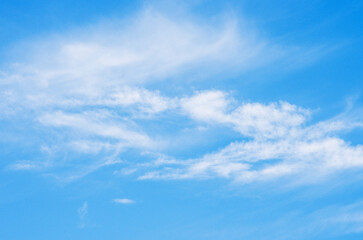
[140,91,363,183]
[0,8,361,186]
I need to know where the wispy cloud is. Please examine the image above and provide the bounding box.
[0,7,357,185]
[328,202,363,234]
[113,198,135,204]
[5,86,362,184]
[7,161,44,171]
[139,91,363,184]
[38,110,154,148]
[2,9,283,90]
[77,201,88,228]
[0,8,315,114]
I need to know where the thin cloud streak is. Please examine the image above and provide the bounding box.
[113,198,135,204]
[77,201,88,228]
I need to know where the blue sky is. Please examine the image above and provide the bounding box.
[0,0,362,239]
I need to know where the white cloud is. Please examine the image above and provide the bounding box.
[2,9,266,179]
[113,198,135,204]
[0,7,310,118]
[230,102,309,139]
[6,87,363,184]
[140,92,363,184]
[5,82,363,184]
[182,91,310,139]
[1,9,282,100]
[181,90,230,122]
[38,110,154,148]
[0,8,358,185]
[20,86,174,116]
[8,161,43,171]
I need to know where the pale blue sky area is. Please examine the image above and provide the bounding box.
[0,1,362,239]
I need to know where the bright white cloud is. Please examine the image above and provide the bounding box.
[182,91,310,139]
[181,90,230,122]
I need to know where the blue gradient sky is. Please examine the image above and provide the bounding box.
[0,1,363,239]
